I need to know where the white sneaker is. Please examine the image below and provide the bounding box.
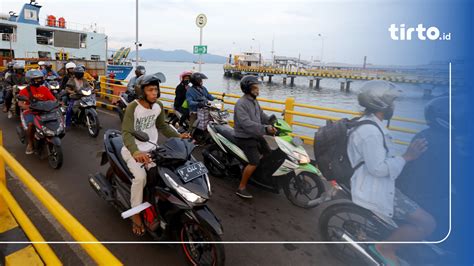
[7,111,12,119]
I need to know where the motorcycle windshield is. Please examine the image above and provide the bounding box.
[158,138,195,160]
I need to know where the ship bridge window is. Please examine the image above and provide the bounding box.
[91,55,100,61]
[37,29,54,45]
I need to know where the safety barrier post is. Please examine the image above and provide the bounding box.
[0,130,6,214]
[284,97,295,126]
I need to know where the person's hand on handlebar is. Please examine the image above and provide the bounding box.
[133,151,151,165]
[266,125,277,135]
[180,133,191,139]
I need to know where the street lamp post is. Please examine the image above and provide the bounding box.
[318,33,324,69]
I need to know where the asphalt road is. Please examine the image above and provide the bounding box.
[0,108,343,266]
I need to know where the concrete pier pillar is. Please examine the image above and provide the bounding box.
[283,78,287,84]
[290,77,295,85]
[268,75,273,83]
[345,81,352,92]
[340,82,345,91]
[309,80,314,87]
[316,78,321,89]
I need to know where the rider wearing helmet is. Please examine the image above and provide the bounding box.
[121,73,189,236]
[185,72,215,129]
[78,64,95,83]
[37,61,45,71]
[60,61,77,91]
[174,70,193,127]
[397,96,450,241]
[63,66,92,126]
[348,80,434,265]
[3,63,26,116]
[127,65,146,93]
[233,75,276,199]
[18,69,56,154]
[42,61,60,78]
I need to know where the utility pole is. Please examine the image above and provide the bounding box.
[135,0,139,67]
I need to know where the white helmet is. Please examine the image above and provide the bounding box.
[38,61,45,66]
[65,62,76,69]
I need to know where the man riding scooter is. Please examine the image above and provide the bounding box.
[3,63,26,118]
[234,75,276,199]
[18,70,57,154]
[121,73,190,235]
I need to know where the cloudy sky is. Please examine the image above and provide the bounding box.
[1,0,467,66]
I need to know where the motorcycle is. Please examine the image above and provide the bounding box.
[67,87,100,137]
[202,117,328,208]
[168,99,228,144]
[45,76,66,115]
[115,90,135,122]
[16,98,66,169]
[318,180,453,265]
[89,129,225,265]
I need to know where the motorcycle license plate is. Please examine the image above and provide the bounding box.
[177,162,208,183]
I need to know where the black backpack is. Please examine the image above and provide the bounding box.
[313,117,388,187]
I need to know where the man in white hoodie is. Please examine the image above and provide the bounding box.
[348,80,435,266]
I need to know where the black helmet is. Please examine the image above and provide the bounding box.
[425,96,449,130]
[190,72,207,87]
[358,80,401,120]
[135,72,166,101]
[135,65,146,76]
[240,75,261,94]
[25,69,44,86]
[73,66,85,79]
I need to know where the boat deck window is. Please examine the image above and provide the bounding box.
[38,51,52,59]
[37,29,53,45]
[91,55,100,61]
[0,24,15,42]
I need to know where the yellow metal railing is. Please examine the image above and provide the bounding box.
[0,131,122,266]
[98,79,424,146]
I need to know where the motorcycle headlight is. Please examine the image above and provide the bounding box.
[293,151,311,164]
[164,173,206,204]
[42,127,56,136]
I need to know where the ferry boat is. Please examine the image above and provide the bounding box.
[0,0,132,80]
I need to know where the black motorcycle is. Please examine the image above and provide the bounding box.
[319,180,453,265]
[89,129,225,265]
[16,99,66,169]
[67,87,100,137]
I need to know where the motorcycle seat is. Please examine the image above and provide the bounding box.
[214,124,237,145]
[110,136,134,178]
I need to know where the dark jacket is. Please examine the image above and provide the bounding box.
[185,85,215,112]
[174,82,188,109]
[234,94,271,139]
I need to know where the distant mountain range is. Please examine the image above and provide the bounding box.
[128,49,228,64]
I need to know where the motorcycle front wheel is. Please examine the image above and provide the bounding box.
[86,111,100,138]
[179,221,225,266]
[283,171,325,209]
[47,143,63,169]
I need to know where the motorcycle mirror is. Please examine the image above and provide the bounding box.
[269,114,277,125]
[132,131,150,142]
[292,137,304,147]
